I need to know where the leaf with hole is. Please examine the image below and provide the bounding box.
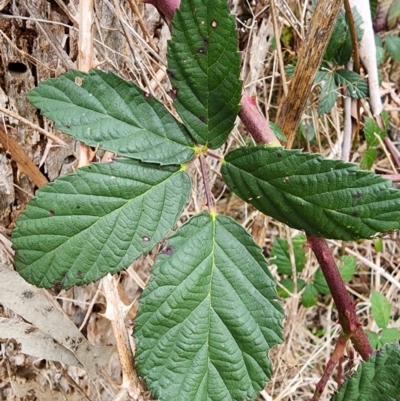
[28,70,195,165]
[135,213,283,401]
[12,159,191,288]
[221,146,400,240]
[332,342,400,401]
[167,0,242,149]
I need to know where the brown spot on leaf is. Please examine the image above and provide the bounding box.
[49,210,55,216]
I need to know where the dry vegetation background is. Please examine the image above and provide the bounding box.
[0,0,400,400]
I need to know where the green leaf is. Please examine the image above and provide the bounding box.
[270,235,306,275]
[12,159,191,288]
[388,0,400,29]
[369,0,379,18]
[28,70,195,165]
[374,238,383,252]
[317,72,338,116]
[135,213,284,401]
[368,330,380,349]
[167,0,242,149]
[337,255,356,281]
[221,146,400,240]
[335,69,369,99]
[301,284,318,307]
[371,290,391,329]
[285,64,295,78]
[375,34,385,65]
[325,11,348,62]
[379,328,400,345]
[364,117,387,148]
[332,342,400,401]
[334,7,364,66]
[277,278,306,298]
[360,148,378,170]
[313,269,331,295]
[315,69,330,84]
[386,35,400,61]
[269,122,287,143]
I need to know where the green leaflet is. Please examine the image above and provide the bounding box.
[12,159,191,288]
[167,0,242,149]
[317,72,338,116]
[335,69,369,99]
[135,213,283,401]
[28,70,195,165]
[332,342,400,401]
[371,291,391,329]
[221,147,400,240]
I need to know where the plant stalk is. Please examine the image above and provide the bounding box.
[199,155,214,211]
[307,234,373,361]
[311,332,348,401]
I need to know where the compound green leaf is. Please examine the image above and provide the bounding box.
[135,213,283,401]
[167,0,242,149]
[332,342,400,401]
[28,70,195,165]
[335,69,369,99]
[12,159,191,288]
[221,146,400,240]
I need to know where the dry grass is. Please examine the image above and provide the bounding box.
[0,0,400,400]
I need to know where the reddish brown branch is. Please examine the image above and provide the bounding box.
[307,234,373,361]
[239,92,281,146]
[311,333,348,401]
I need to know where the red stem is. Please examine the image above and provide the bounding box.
[239,92,281,146]
[311,332,348,401]
[307,235,373,361]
